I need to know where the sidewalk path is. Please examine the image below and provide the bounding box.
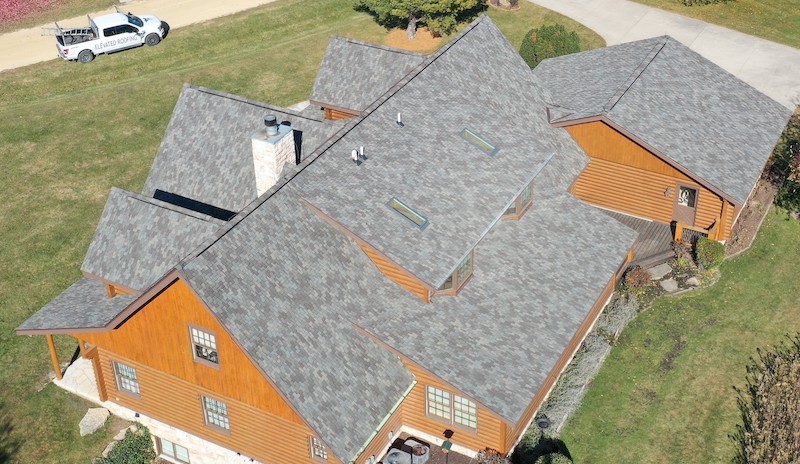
[530,0,800,109]
[0,0,276,73]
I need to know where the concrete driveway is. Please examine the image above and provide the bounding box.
[0,0,276,73]
[530,0,800,110]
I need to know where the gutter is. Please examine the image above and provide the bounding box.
[349,380,417,464]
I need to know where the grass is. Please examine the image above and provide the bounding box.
[0,1,603,462]
[628,0,800,48]
[0,0,116,34]
[561,207,800,463]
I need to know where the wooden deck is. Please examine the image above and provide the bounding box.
[602,210,675,268]
[387,433,475,464]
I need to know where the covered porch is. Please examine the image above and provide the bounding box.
[383,433,475,464]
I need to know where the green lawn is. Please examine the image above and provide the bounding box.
[0,1,602,462]
[629,0,800,48]
[561,207,800,463]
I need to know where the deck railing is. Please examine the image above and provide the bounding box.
[673,215,721,244]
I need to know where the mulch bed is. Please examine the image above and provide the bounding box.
[726,165,783,257]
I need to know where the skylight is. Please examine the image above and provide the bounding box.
[461,128,499,156]
[387,197,429,230]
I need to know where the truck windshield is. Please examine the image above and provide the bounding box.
[127,15,143,27]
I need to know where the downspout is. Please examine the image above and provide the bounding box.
[349,380,417,464]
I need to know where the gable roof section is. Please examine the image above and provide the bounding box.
[302,17,574,288]
[309,37,426,113]
[16,278,137,333]
[81,187,223,291]
[534,36,792,205]
[142,85,344,212]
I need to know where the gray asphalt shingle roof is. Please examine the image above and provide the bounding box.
[534,36,792,204]
[179,16,637,459]
[81,187,222,291]
[16,278,137,332]
[309,37,425,113]
[302,17,578,288]
[142,85,344,212]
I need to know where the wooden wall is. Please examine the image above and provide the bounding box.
[357,401,405,463]
[324,107,358,120]
[75,279,335,464]
[566,121,732,240]
[357,241,431,302]
[398,362,508,453]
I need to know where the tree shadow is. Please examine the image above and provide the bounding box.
[0,402,20,464]
[511,434,572,464]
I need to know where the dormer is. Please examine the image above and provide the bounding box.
[436,251,474,296]
[502,180,534,221]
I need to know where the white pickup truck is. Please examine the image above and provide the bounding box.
[46,10,167,63]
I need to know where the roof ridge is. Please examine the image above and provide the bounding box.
[329,35,427,57]
[175,15,493,267]
[602,37,667,114]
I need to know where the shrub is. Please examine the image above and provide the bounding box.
[534,453,572,464]
[695,237,725,269]
[476,448,511,464]
[519,24,580,69]
[624,265,653,289]
[96,424,156,464]
[774,113,800,213]
[731,334,800,464]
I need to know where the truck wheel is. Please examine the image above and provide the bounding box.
[78,50,94,63]
[145,33,161,46]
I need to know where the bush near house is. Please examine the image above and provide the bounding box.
[731,334,800,464]
[519,24,580,69]
[534,453,572,464]
[774,112,800,213]
[695,237,725,269]
[96,424,155,464]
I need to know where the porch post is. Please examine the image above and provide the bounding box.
[46,334,63,380]
[77,338,87,357]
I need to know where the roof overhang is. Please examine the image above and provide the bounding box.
[308,100,362,117]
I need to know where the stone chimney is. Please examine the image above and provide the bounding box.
[252,115,295,196]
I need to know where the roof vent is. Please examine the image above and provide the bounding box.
[264,114,279,136]
[396,112,404,127]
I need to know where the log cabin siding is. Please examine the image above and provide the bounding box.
[566,122,731,238]
[357,241,431,302]
[324,107,358,120]
[357,404,405,463]
[75,279,303,424]
[398,362,508,453]
[96,349,335,464]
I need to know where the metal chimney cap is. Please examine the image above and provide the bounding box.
[264,114,278,126]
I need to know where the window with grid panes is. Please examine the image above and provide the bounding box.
[158,437,190,463]
[309,436,328,460]
[190,326,219,365]
[202,396,230,430]
[426,386,451,420]
[453,395,477,429]
[112,361,140,395]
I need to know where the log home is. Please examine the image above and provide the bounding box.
[17,16,790,464]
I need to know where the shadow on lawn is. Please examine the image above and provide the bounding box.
[511,434,572,464]
[0,401,20,464]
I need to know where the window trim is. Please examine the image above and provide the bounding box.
[424,385,478,432]
[200,395,231,433]
[437,250,474,295]
[460,128,499,157]
[112,360,141,399]
[188,324,220,369]
[309,436,329,462]
[386,197,429,230]
[157,437,191,464]
[452,394,478,430]
[503,181,534,221]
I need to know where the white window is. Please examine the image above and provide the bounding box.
[426,386,478,430]
[112,361,140,396]
[426,386,451,420]
[190,326,219,366]
[202,396,230,431]
[453,395,477,429]
[158,437,190,463]
[309,436,328,461]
